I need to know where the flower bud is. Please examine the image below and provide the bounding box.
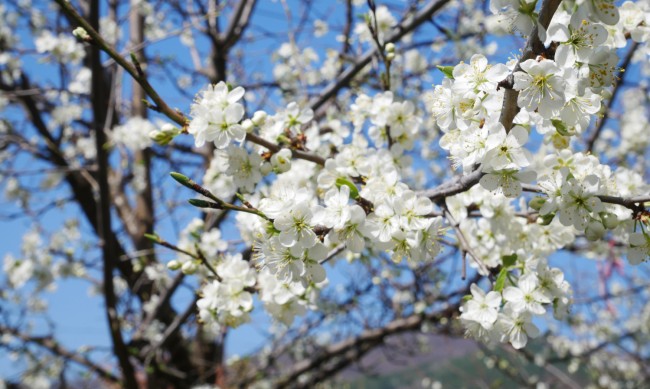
[386,52,395,61]
[600,212,619,229]
[161,123,179,134]
[251,110,267,126]
[167,260,182,271]
[72,27,90,40]
[149,123,180,145]
[260,161,272,176]
[385,42,395,53]
[585,220,606,241]
[181,261,198,275]
[242,119,254,133]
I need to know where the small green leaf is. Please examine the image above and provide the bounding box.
[436,65,455,79]
[266,222,281,236]
[502,254,517,268]
[494,268,509,292]
[538,213,555,226]
[551,119,572,136]
[335,177,360,199]
[276,134,292,145]
[462,294,473,302]
[129,52,139,65]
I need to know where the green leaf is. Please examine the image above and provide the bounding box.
[538,213,555,226]
[494,268,509,292]
[436,65,455,79]
[462,294,473,302]
[551,119,572,136]
[501,254,518,268]
[335,177,360,199]
[266,222,281,236]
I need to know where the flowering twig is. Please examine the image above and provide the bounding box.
[144,233,221,279]
[521,184,650,211]
[54,0,189,127]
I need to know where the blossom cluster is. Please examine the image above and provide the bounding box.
[460,257,572,349]
[172,0,650,346]
[196,254,256,330]
[188,82,246,148]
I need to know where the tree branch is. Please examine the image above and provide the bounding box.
[522,183,650,210]
[497,0,562,130]
[1,325,120,384]
[221,0,258,50]
[308,0,452,112]
[87,0,138,385]
[275,304,460,388]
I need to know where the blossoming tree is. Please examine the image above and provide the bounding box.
[1,0,650,387]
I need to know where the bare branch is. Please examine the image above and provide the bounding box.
[1,325,120,384]
[309,0,453,112]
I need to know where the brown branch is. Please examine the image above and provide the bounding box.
[87,0,138,385]
[497,0,562,130]
[420,168,484,202]
[141,295,199,360]
[245,132,326,165]
[56,0,326,168]
[54,0,188,127]
[128,3,157,271]
[0,73,142,283]
[221,0,258,50]
[133,271,186,341]
[1,326,120,384]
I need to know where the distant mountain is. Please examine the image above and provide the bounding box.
[335,333,589,389]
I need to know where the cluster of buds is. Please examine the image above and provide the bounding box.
[149,123,181,145]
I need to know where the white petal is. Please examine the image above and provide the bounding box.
[479,173,500,191]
